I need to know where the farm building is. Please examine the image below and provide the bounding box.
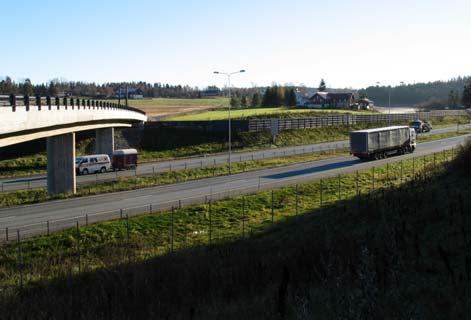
[304,92,355,108]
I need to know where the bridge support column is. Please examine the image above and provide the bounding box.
[95,128,114,158]
[47,133,76,195]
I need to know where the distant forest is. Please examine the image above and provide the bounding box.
[0,77,204,99]
[358,76,471,108]
[1,76,470,109]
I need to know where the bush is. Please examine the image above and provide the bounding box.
[453,138,471,176]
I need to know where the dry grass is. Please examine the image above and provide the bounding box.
[108,97,229,117]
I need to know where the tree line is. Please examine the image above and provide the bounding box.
[358,76,471,109]
[230,85,297,108]
[0,77,207,98]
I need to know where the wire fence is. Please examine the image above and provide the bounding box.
[248,111,469,132]
[0,147,460,289]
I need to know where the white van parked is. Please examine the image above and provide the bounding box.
[75,154,111,175]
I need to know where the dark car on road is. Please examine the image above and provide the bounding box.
[410,120,432,133]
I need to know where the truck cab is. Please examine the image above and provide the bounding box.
[409,127,417,151]
[410,120,432,133]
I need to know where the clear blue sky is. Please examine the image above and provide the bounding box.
[1,0,470,89]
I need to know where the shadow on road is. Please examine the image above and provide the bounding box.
[264,159,360,180]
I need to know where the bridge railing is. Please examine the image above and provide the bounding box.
[0,94,146,115]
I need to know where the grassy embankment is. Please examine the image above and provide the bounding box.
[165,107,374,121]
[0,141,470,318]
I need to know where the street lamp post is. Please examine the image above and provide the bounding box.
[213,70,246,174]
[376,81,404,126]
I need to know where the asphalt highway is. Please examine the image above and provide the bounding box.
[0,133,469,239]
[1,124,469,192]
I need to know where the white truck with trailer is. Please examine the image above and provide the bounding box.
[350,126,416,160]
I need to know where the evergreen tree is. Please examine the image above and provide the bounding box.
[286,88,297,107]
[230,96,241,108]
[454,91,460,108]
[240,96,248,108]
[262,87,272,107]
[318,79,327,92]
[251,92,261,107]
[48,81,58,96]
[463,80,471,107]
[448,90,456,108]
[274,85,285,106]
[21,79,34,96]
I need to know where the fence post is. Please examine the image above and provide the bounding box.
[356,170,359,197]
[242,197,246,238]
[372,167,375,191]
[208,201,212,247]
[412,157,415,177]
[5,227,8,241]
[433,153,436,169]
[85,214,88,226]
[171,207,174,253]
[47,220,50,235]
[126,214,130,262]
[386,163,389,183]
[295,184,299,215]
[400,161,403,183]
[76,221,81,273]
[120,208,123,219]
[320,179,323,208]
[338,174,341,200]
[271,190,274,224]
[16,230,23,288]
[423,155,426,177]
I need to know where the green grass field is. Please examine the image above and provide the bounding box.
[166,107,373,121]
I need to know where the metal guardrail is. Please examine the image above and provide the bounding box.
[0,94,146,115]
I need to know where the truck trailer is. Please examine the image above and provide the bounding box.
[350,126,416,160]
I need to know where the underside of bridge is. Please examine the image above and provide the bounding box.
[95,127,115,159]
[1,96,147,196]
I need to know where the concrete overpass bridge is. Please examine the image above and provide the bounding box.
[0,94,147,195]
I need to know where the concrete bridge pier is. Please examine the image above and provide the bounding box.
[95,128,114,158]
[47,133,76,195]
